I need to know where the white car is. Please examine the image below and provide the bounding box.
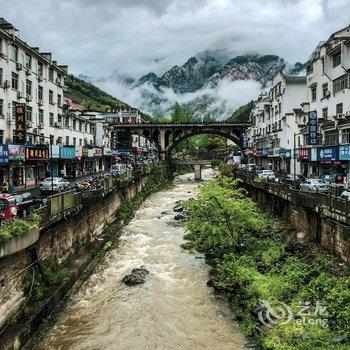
[341,190,350,200]
[299,179,329,193]
[40,177,70,193]
[257,170,275,180]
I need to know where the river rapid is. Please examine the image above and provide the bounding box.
[34,170,246,350]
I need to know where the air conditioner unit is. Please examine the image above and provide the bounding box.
[38,99,43,106]
[325,91,331,97]
[3,80,10,89]
[17,91,24,99]
[335,113,345,120]
[54,122,60,128]
[26,121,33,128]
[26,94,32,102]
[16,62,23,71]
[38,122,44,129]
[38,75,43,82]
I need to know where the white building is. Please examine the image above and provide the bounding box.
[249,72,307,173]
[305,25,350,182]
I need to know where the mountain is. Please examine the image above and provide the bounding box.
[86,50,306,121]
[64,75,151,121]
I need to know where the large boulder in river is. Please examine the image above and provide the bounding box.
[122,266,149,286]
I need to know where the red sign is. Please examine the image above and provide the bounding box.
[15,104,26,144]
[25,147,49,160]
[299,148,309,160]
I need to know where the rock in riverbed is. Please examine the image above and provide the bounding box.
[122,266,149,286]
[174,213,187,220]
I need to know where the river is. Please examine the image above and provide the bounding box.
[33,170,246,350]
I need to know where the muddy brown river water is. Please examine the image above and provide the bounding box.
[33,170,246,350]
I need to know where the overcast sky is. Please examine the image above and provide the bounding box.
[1,0,350,79]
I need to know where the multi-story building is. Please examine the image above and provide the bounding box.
[248,72,307,173]
[304,25,350,182]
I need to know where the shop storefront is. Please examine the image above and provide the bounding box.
[0,145,9,185]
[279,149,292,173]
[339,144,350,183]
[8,145,25,188]
[60,147,76,179]
[103,147,113,170]
[25,146,49,188]
[49,145,60,177]
[298,148,309,177]
[93,147,103,172]
[82,147,94,175]
[267,148,281,171]
[75,146,83,176]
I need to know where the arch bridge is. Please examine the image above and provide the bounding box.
[112,122,249,161]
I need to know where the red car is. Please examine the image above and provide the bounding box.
[0,194,18,223]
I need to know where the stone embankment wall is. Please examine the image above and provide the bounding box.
[246,185,350,263]
[0,176,150,349]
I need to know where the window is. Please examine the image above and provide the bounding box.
[50,134,54,145]
[311,85,317,101]
[10,45,18,61]
[38,61,43,76]
[49,67,54,81]
[12,72,18,90]
[25,106,32,121]
[73,119,76,130]
[0,130,3,144]
[49,90,54,104]
[278,102,281,114]
[79,138,82,146]
[65,136,69,145]
[0,68,2,86]
[25,54,32,70]
[333,74,349,94]
[38,109,44,124]
[85,123,88,133]
[38,86,43,101]
[73,137,76,146]
[336,103,343,115]
[341,128,350,144]
[49,112,54,126]
[26,79,32,96]
[333,51,341,68]
[0,99,3,116]
[322,83,328,98]
[322,107,328,120]
[79,121,82,132]
[324,130,339,145]
[65,116,69,128]
[57,114,62,124]
[56,74,61,85]
[57,94,62,107]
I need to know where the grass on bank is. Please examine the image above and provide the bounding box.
[182,176,350,350]
[0,213,41,247]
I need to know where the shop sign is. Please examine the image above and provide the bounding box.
[60,147,76,159]
[8,145,25,161]
[299,148,309,160]
[75,146,83,159]
[49,145,60,159]
[242,133,248,148]
[103,147,112,156]
[0,145,9,164]
[93,148,103,157]
[261,148,268,156]
[310,148,317,162]
[339,144,350,160]
[308,111,318,145]
[15,103,26,144]
[25,146,49,160]
[82,148,94,157]
[279,149,292,159]
[317,146,339,162]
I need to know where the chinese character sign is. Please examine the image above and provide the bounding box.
[25,147,49,160]
[308,111,318,145]
[15,103,26,144]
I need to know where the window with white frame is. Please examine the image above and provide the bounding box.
[341,128,350,144]
[333,74,349,94]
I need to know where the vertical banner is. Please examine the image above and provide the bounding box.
[15,103,26,144]
[308,111,318,145]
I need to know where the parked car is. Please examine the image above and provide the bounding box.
[299,179,329,193]
[340,190,350,200]
[257,170,275,180]
[40,177,71,193]
[0,194,18,223]
[110,164,127,175]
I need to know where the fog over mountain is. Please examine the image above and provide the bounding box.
[85,50,305,119]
